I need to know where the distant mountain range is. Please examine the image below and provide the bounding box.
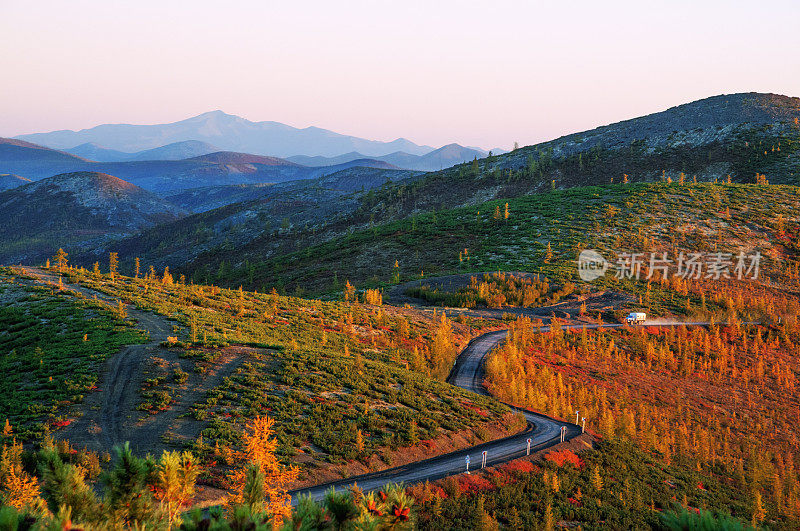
[66,140,220,162]
[14,111,440,158]
[0,138,403,194]
[11,111,507,177]
[287,143,506,171]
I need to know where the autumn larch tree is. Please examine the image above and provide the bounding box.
[344,280,356,302]
[53,248,68,273]
[108,252,119,279]
[392,260,401,284]
[162,266,173,285]
[228,415,299,524]
[154,450,200,528]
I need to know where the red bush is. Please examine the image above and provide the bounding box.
[544,449,584,469]
[502,460,537,474]
[457,474,494,494]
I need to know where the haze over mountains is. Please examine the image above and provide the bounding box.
[0,137,403,193]
[15,110,441,158]
[66,140,220,162]
[2,92,800,272]
[5,111,497,186]
[287,143,504,171]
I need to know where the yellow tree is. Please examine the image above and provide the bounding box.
[344,280,356,303]
[54,248,68,272]
[228,415,299,523]
[753,490,766,524]
[155,450,200,529]
[429,313,456,379]
[109,252,119,279]
[355,429,365,456]
[0,439,42,510]
[544,243,553,264]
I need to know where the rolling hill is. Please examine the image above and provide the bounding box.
[336,92,800,222]
[194,180,799,296]
[0,173,30,191]
[15,110,436,157]
[76,166,421,269]
[188,150,301,166]
[137,92,800,292]
[65,140,220,162]
[63,142,134,162]
[287,143,490,171]
[0,171,185,264]
[128,140,219,161]
[165,165,416,213]
[0,138,406,195]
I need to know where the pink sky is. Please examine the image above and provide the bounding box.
[2,0,799,150]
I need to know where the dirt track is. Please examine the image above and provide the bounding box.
[19,267,245,455]
[388,272,635,321]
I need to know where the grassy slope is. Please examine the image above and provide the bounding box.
[209,182,800,307]
[169,121,800,286]
[50,268,520,484]
[0,268,146,439]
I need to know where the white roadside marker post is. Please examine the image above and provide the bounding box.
[575,411,580,424]
[482,450,487,469]
[581,417,586,433]
[526,438,532,455]
[465,455,470,474]
[560,426,566,442]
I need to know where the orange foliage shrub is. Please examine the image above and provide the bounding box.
[457,473,494,494]
[545,449,584,469]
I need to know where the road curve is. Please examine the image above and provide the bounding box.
[289,329,577,503]
[290,320,717,502]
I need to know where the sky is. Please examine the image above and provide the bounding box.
[2,0,799,150]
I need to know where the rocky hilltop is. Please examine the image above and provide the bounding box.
[0,171,185,263]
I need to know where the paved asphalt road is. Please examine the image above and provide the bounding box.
[289,320,717,502]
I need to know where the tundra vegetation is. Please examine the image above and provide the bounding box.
[5,176,800,527]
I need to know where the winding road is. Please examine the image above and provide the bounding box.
[289,329,574,503]
[290,320,717,502]
[12,267,714,503]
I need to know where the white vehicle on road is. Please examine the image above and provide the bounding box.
[625,312,646,325]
